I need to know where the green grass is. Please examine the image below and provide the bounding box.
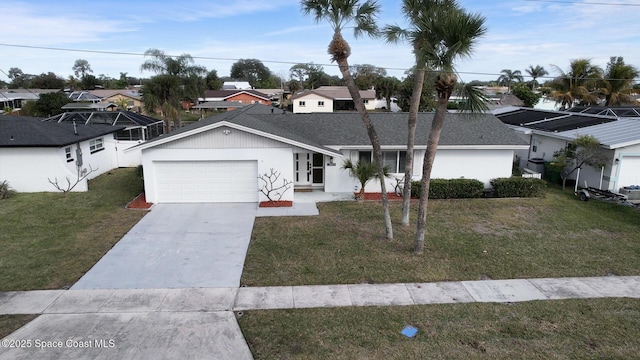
[238,298,640,359]
[0,315,38,339]
[0,168,146,291]
[242,186,640,286]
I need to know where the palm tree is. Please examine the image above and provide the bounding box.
[375,76,400,111]
[383,0,458,226]
[602,56,639,106]
[411,1,487,254]
[140,49,207,129]
[525,65,548,90]
[301,0,394,240]
[497,69,523,93]
[342,159,390,199]
[549,59,603,110]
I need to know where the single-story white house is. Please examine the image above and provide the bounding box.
[133,104,529,204]
[494,106,640,191]
[45,111,165,167]
[0,115,125,192]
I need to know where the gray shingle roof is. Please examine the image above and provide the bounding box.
[0,115,122,147]
[140,104,527,150]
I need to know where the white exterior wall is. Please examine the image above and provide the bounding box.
[293,94,333,113]
[115,140,143,167]
[0,135,119,192]
[142,148,294,203]
[324,148,515,193]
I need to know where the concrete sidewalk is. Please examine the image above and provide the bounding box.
[2,276,639,315]
[2,276,639,359]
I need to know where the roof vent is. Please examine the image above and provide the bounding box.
[10,135,14,141]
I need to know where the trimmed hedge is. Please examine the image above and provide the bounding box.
[410,178,484,199]
[490,177,546,198]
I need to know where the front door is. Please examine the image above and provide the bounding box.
[295,152,324,187]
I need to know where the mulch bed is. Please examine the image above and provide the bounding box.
[357,193,408,201]
[259,200,293,208]
[126,193,154,209]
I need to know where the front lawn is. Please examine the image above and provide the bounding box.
[239,298,640,359]
[0,168,145,291]
[242,187,640,286]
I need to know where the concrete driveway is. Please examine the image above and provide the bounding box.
[72,203,257,289]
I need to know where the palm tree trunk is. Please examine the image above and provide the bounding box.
[401,67,426,226]
[336,58,393,240]
[414,94,448,254]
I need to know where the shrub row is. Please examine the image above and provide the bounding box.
[408,177,546,199]
[490,177,546,198]
[410,178,484,199]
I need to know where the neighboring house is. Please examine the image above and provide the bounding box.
[68,91,102,103]
[291,86,376,113]
[133,104,528,204]
[0,115,124,192]
[89,90,143,111]
[0,89,61,112]
[193,101,245,114]
[200,90,272,106]
[222,81,252,90]
[494,106,640,191]
[44,111,165,167]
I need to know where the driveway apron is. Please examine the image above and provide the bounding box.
[72,203,257,289]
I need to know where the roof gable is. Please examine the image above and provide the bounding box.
[203,90,270,101]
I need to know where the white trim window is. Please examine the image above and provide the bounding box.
[299,101,306,107]
[89,138,104,153]
[363,99,369,104]
[318,101,325,107]
[382,151,407,173]
[65,146,73,162]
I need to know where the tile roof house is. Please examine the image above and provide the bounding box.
[290,86,376,113]
[133,104,528,204]
[494,107,640,191]
[200,90,272,108]
[0,115,124,192]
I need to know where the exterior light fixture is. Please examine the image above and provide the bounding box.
[615,158,620,164]
[222,129,231,135]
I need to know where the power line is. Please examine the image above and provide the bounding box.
[524,0,640,6]
[0,42,637,83]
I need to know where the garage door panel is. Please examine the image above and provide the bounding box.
[154,161,258,203]
[618,157,640,188]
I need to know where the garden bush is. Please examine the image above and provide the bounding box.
[490,177,546,198]
[0,180,16,200]
[410,178,484,199]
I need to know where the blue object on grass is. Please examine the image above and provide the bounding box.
[401,325,418,338]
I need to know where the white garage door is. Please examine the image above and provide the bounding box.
[618,156,640,188]
[154,161,258,203]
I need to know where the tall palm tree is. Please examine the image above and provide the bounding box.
[302,0,394,240]
[140,49,207,129]
[602,56,639,106]
[525,64,548,90]
[383,0,458,226]
[411,1,487,254]
[497,69,523,93]
[549,59,603,110]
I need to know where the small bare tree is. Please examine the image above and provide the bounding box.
[48,164,98,194]
[258,169,292,202]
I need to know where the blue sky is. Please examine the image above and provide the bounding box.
[2,0,639,84]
